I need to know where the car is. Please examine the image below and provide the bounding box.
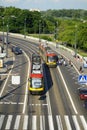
[12,46,22,55]
[78,87,87,100]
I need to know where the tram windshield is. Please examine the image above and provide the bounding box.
[31,78,42,88]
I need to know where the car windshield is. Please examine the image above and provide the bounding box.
[15,47,20,50]
[48,56,58,62]
[80,90,87,94]
[31,78,42,88]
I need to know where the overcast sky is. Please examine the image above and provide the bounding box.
[0,0,87,10]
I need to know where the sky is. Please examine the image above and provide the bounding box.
[0,0,87,11]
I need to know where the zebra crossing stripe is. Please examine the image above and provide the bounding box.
[64,115,72,130]
[32,115,37,130]
[72,115,81,130]
[40,116,45,130]
[14,115,21,129]
[80,115,87,130]
[48,115,54,130]
[23,115,28,130]
[0,115,5,129]
[56,115,63,130]
[5,115,13,130]
[0,114,86,130]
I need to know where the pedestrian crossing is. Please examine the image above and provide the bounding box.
[0,114,87,130]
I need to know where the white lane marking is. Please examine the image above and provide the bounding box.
[23,115,28,130]
[0,115,5,129]
[40,115,45,130]
[64,115,72,130]
[29,104,48,106]
[72,115,80,130]
[0,102,24,105]
[80,115,87,130]
[56,115,63,130]
[5,115,13,129]
[0,65,14,97]
[57,66,78,114]
[22,51,30,114]
[32,116,37,130]
[48,115,54,130]
[14,115,21,130]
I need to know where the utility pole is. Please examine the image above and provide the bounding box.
[6,24,9,57]
[75,25,77,57]
[24,18,26,38]
[39,20,41,43]
[54,21,58,48]
[2,17,4,50]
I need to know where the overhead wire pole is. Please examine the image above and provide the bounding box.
[24,18,26,39]
[75,25,77,57]
[6,24,9,57]
[54,21,58,48]
[39,20,41,43]
[2,17,4,50]
[6,15,16,57]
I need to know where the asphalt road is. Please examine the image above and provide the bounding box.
[0,36,87,130]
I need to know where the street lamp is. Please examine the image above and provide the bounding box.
[39,20,41,43]
[24,18,26,38]
[54,21,58,48]
[74,25,77,57]
[0,16,5,51]
[6,24,9,57]
[2,17,4,50]
[5,15,16,57]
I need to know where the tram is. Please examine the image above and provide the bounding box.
[29,53,44,94]
[39,43,58,67]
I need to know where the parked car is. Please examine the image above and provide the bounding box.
[78,87,87,100]
[12,46,22,55]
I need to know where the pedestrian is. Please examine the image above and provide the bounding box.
[79,66,82,72]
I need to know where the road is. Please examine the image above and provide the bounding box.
[0,36,87,130]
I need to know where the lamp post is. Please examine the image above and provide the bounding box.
[39,20,41,43]
[74,25,77,57]
[24,18,26,39]
[2,17,4,50]
[6,24,9,57]
[54,21,58,48]
[0,16,5,51]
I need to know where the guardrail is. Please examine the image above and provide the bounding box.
[0,31,83,62]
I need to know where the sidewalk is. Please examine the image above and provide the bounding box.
[55,46,87,74]
[0,44,14,80]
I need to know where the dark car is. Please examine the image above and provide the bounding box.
[78,87,87,100]
[12,47,22,55]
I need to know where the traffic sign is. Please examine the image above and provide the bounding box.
[78,75,87,84]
